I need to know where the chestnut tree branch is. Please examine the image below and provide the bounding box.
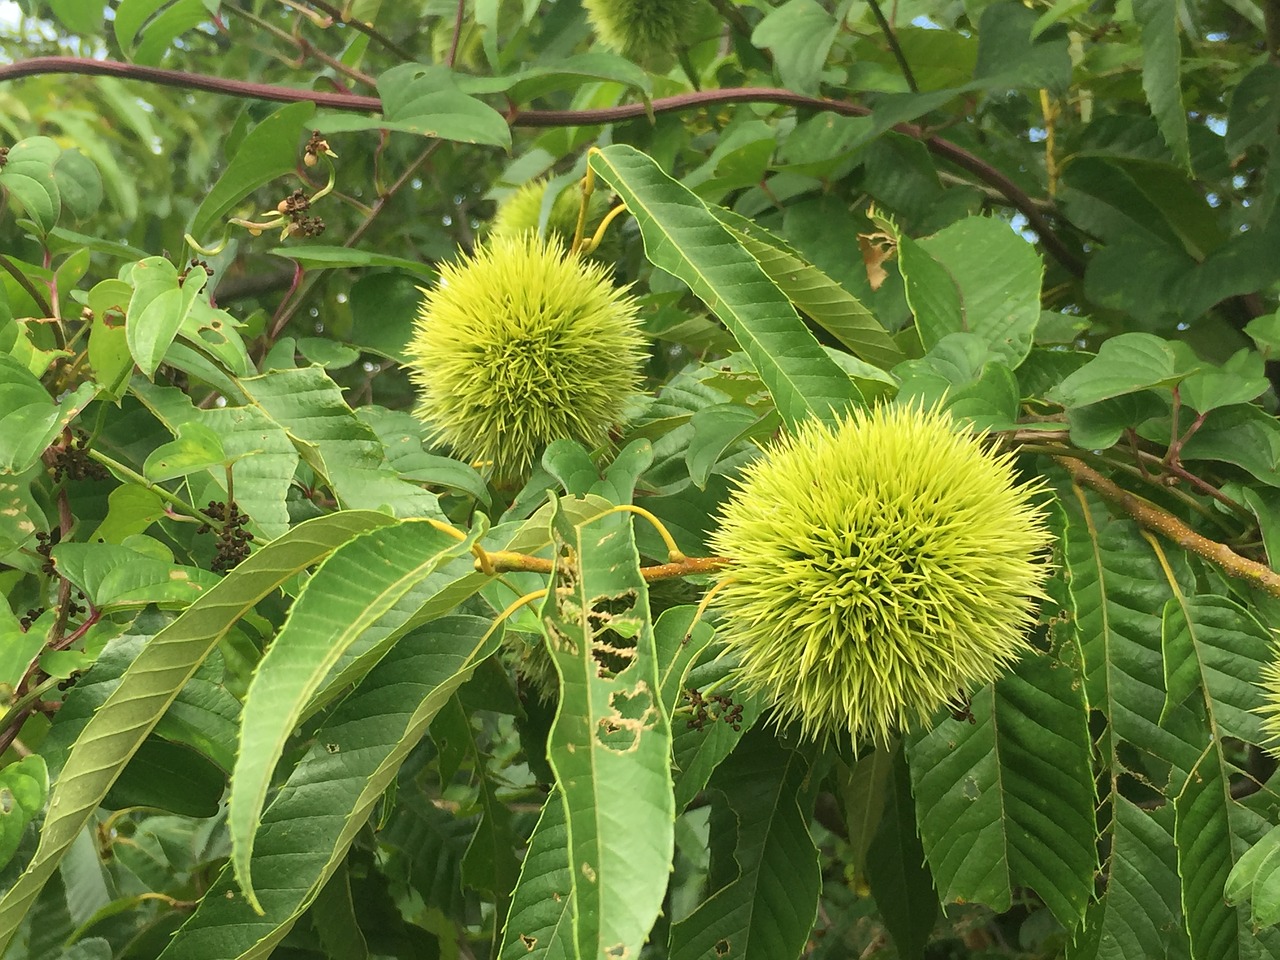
[1055,456,1280,597]
[0,58,1084,277]
[483,551,731,582]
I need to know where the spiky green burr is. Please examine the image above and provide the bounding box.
[490,180,611,247]
[583,0,699,62]
[406,233,646,484]
[709,404,1052,745]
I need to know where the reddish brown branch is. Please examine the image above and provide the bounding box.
[0,58,1084,277]
[0,56,381,111]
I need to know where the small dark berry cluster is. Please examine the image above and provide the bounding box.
[178,257,213,285]
[49,430,109,483]
[19,606,45,630]
[0,146,9,169]
[198,500,255,572]
[685,688,743,732]
[34,531,55,576]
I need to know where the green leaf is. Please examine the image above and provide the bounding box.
[685,405,773,490]
[104,738,224,817]
[1160,595,1271,744]
[347,271,421,362]
[893,333,1021,431]
[358,407,491,506]
[907,651,1096,926]
[837,746,893,886]
[229,520,474,911]
[1227,824,1280,928]
[1062,156,1223,260]
[1174,746,1280,959]
[264,245,434,276]
[893,215,1044,367]
[1133,0,1190,170]
[0,757,47,873]
[124,257,207,380]
[540,501,674,960]
[114,0,172,53]
[1069,801,1183,960]
[1063,487,1200,778]
[0,510,394,956]
[672,654,764,812]
[0,137,61,235]
[1051,333,1199,408]
[48,0,104,34]
[589,144,862,428]
[750,0,839,94]
[1227,63,1280,160]
[158,615,498,960]
[42,625,239,787]
[0,602,43,693]
[315,64,510,148]
[296,337,360,370]
[498,789,573,960]
[86,278,133,399]
[1180,349,1270,413]
[668,729,821,960]
[51,150,103,222]
[867,750,937,960]
[189,101,316,243]
[974,2,1072,91]
[238,366,442,518]
[50,542,218,611]
[709,207,903,369]
[142,420,228,481]
[0,354,97,473]
[88,485,165,544]
[310,862,370,960]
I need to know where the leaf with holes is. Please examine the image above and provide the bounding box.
[539,499,673,960]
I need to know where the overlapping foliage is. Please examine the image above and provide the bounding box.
[3,2,1280,959]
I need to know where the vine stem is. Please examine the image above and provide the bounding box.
[86,449,219,526]
[0,57,1084,278]
[865,0,917,92]
[1055,456,1280,598]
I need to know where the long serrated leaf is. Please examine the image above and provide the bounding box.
[1133,0,1190,170]
[0,510,393,955]
[907,651,1096,927]
[158,614,498,960]
[1063,485,1200,780]
[588,144,861,427]
[867,750,937,960]
[1148,548,1280,959]
[1067,800,1184,960]
[540,501,674,959]
[499,790,573,960]
[708,206,903,369]
[668,729,821,960]
[1227,825,1280,928]
[1160,593,1271,745]
[229,519,474,911]
[1174,746,1280,960]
